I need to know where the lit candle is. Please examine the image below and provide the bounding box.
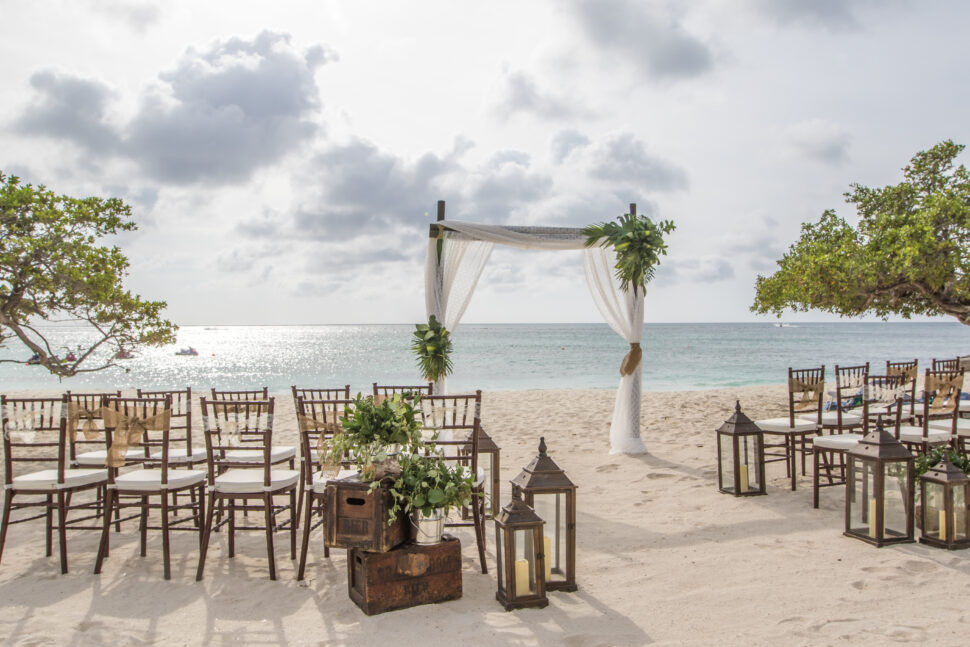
[514,559,530,593]
[939,509,948,541]
[868,498,879,539]
[739,464,750,493]
[543,535,552,581]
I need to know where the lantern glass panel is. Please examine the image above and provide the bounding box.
[847,459,878,537]
[924,480,947,540]
[532,492,565,583]
[883,464,909,538]
[482,460,493,505]
[718,435,735,492]
[495,525,505,594]
[513,528,537,596]
[955,485,968,541]
[739,435,761,493]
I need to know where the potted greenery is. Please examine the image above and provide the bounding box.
[411,315,453,386]
[324,393,424,480]
[380,453,474,544]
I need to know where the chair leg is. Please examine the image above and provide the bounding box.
[45,493,53,557]
[0,490,13,566]
[471,488,487,574]
[263,493,277,581]
[139,495,149,557]
[196,492,216,581]
[228,500,235,558]
[94,488,114,574]
[290,489,297,560]
[813,448,820,509]
[196,485,206,548]
[161,490,171,581]
[56,492,69,574]
[321,499,329,559]
[297,491,314,581]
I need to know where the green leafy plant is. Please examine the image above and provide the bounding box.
[583,212,676,295]
[324,393,424,473]
[411,315,453,383]
[381,453,473,524]
[0,171,176,376]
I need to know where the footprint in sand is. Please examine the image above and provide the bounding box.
[596,463,619,473]
[645,471,675,479]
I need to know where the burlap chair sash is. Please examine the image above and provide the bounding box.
[789,378,824,411]
[888,365,918,383]
[620,342,642,377]
[924,374,964,415]
[67,402,102,442]
[102,408,171,468]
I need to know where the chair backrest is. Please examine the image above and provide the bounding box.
[210,387,269,401]
[919,369,964,433]
[861,374,904,433]
[418,392,481,472]
[2,395,65,485]
[64,390,121,459]
[886,359,918,417]
[199,397,275,486]
[137,387,193,456]
[102,395,172,479]
[932,357,959,372]
[372,382,433,403]
[295,397,355,485]
[787,366,825,426]
[291,385,351,402]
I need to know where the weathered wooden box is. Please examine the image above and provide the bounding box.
[323,473,407,552]
[348,535,463,615]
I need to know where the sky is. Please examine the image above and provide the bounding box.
[2,0,969,326]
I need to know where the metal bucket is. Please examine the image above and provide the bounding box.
[413,508,445,545]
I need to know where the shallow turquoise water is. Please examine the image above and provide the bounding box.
[1,322,968,393]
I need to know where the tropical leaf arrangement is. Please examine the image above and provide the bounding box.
[583,212,676,294]
[381,453,473,524]
[411,315,453,383]
[323,393,424,475]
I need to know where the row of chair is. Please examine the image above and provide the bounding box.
[0,384,492,583]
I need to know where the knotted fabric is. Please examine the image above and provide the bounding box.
[102,408,171,468]
[789,377,824,412]
[924,373,964,415]
[887,365,918,383]
[619,343,642,377]
[67,403,102,443]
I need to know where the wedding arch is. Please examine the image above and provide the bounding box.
[424,200,665,455]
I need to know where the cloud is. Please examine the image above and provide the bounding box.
[749,0,864,30]
[657,256,735,284]
[493,71,586,120]
[589,133,688,191]
[15,71,120,154]
[786,118,850,164]
[551,129,591,163]
[566,0,713,80]
[13,31,332,185]
[91,0,162,32]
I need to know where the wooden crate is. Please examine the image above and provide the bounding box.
[348,535,463,615]
[323,473,407,552]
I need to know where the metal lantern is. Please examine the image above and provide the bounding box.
[844,424,915,547]
[511,437,577,593]
[716,401,766,496]
[464,426,501,519]
[918,458,970,550]
[494,488,548,611]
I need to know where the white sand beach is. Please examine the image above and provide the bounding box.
[1,385,968,646]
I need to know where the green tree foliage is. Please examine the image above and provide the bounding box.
[0,171,176,377]
[583,212,676,295]
[752,141,970,325]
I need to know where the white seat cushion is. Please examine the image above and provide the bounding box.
[309,468,360,493]
[930,418,970,435]
[112,469,207,491]
[150,447,208,464]
[75,448,144,466]
[11,468,107,491]
[213,468,300,494]
[816,411,863,427]
[224,445,296,464]
[960,399,970,413]
[813,433,864,451]
[756,417,817,433]
[898,426,952,444]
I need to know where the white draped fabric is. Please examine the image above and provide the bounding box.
[424,220,647,454]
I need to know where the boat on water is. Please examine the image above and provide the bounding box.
[114,349,134,360]
[175,346,199,356]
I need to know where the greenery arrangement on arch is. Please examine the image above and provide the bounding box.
[411,314,453,384]
[583,211,676,295]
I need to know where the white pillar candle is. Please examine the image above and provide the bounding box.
[739,464,750,493]
[868,498,879,539]
[514,559,530,594]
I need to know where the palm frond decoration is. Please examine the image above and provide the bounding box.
[411,315,453,383]
[583,212,675,294]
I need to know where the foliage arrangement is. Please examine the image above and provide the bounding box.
[583,212,676,295]
[915,445,970,482]
[751,140,970,326]
[411,314,453,383]
[381,453,473,524]
[323,393,424,474]
[0,172,176,376]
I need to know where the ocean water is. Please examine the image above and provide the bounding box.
[1,322,968,393]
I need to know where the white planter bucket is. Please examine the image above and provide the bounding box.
[413,508,445,545]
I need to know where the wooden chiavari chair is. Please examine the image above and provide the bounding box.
[899,369,964,454]
[756,366,825,491]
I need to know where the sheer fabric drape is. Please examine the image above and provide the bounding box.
[423,220,647,453]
